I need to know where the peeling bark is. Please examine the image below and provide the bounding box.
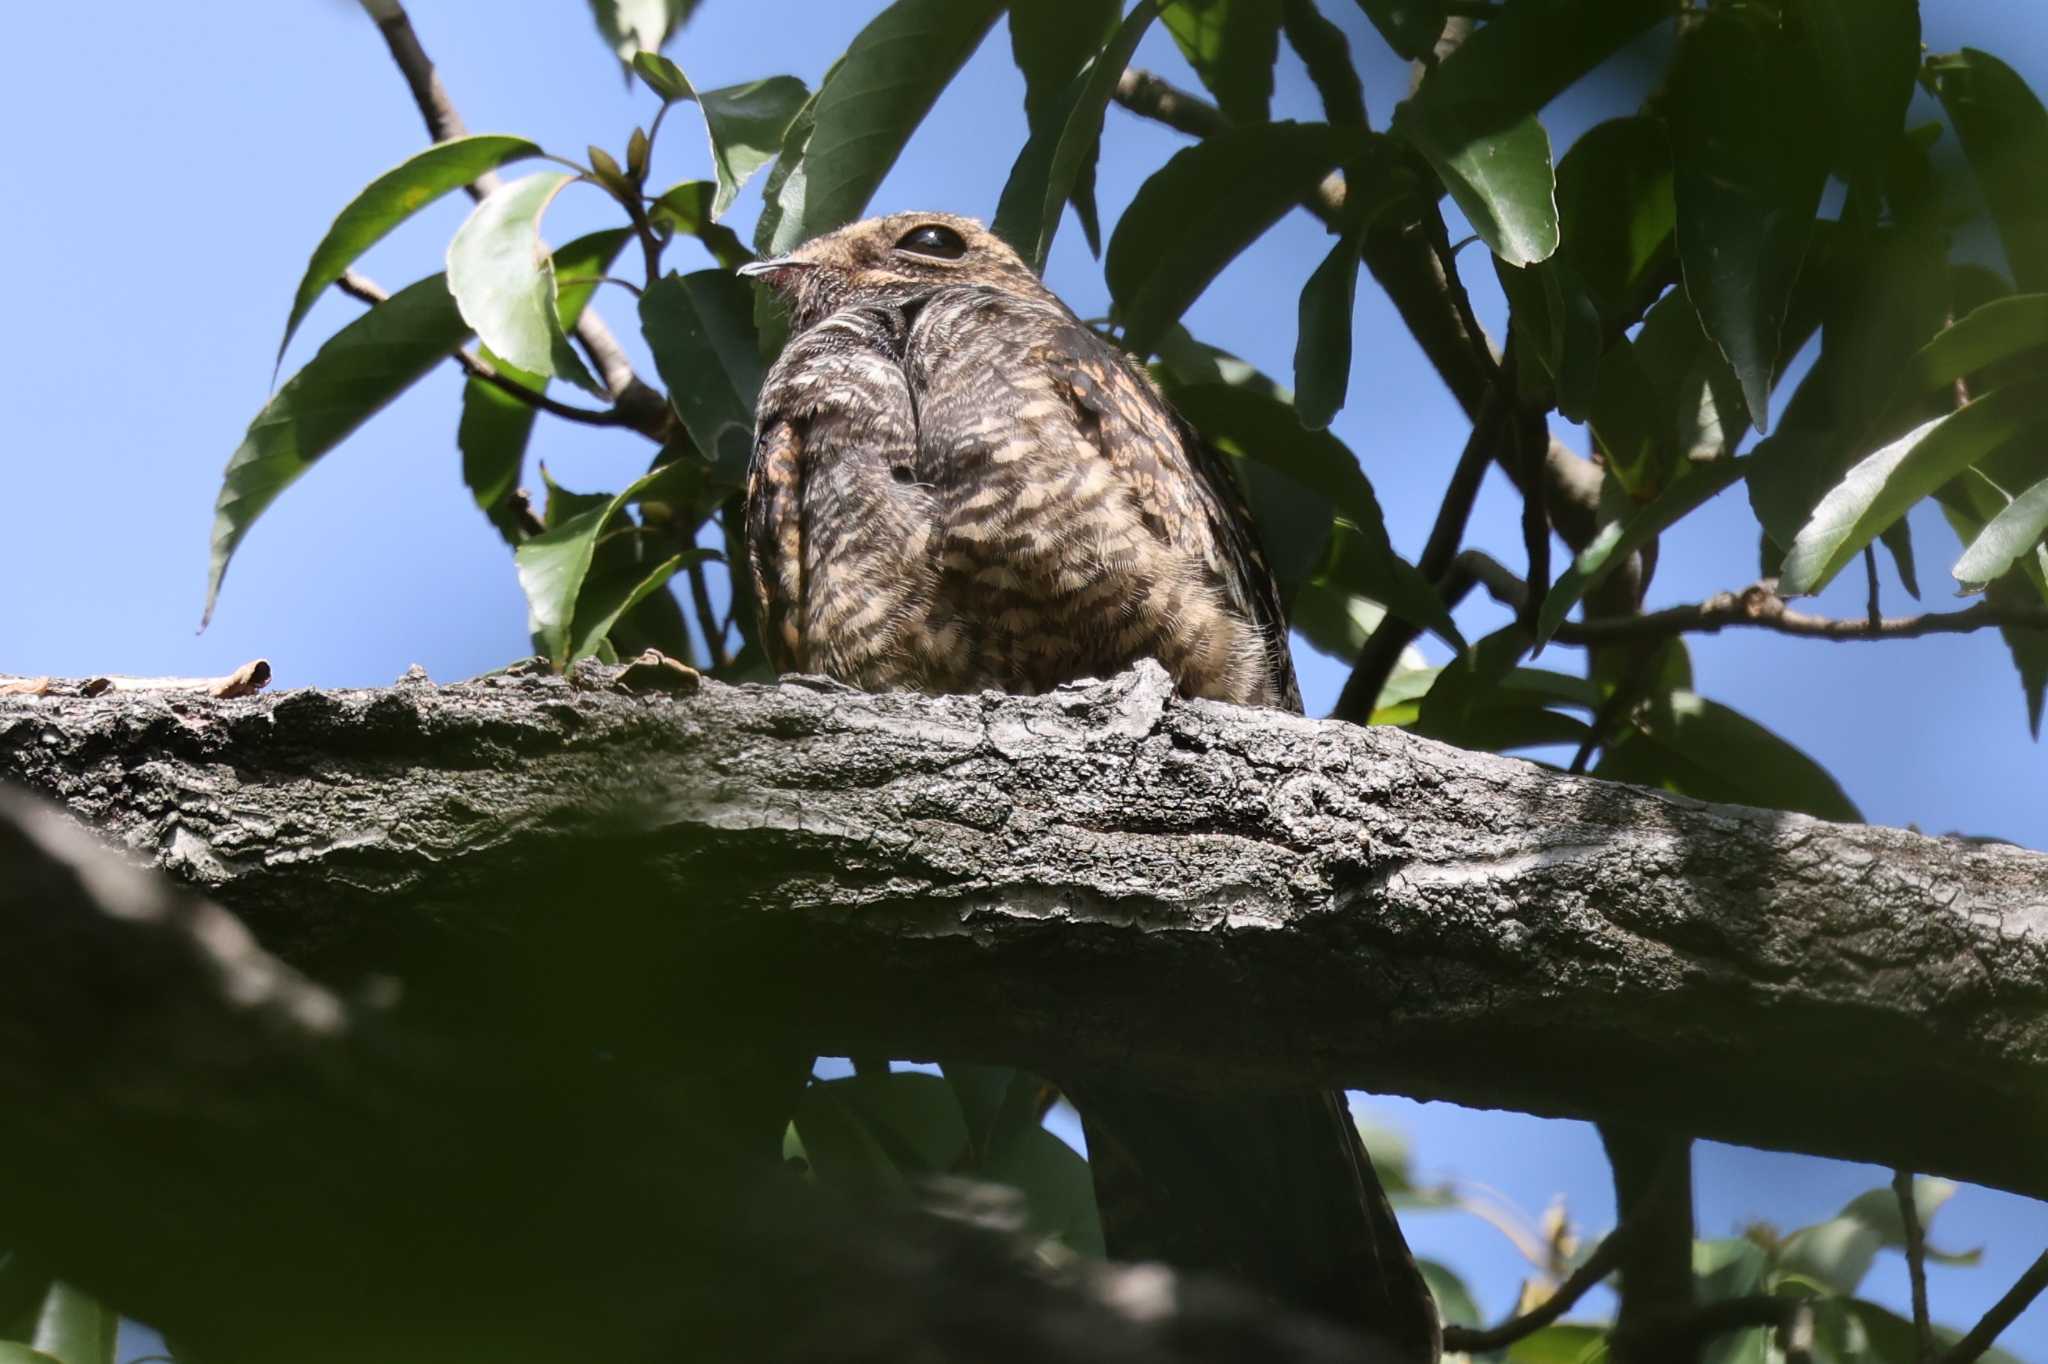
[4,660,2046,1203]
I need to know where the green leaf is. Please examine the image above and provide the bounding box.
[791,1082,907,1195]
[639,269,765,483]
[994,1,1158,272]
[1348,0,1443,62]
[765,0,1005,254]
[586,0,696,64]
[1161,0,1281,124]
[206,273,470,624]
[446,172,598,393]
[632,51,691,103]
[29,1284,113,1364]
[984,1124,1105,1255]
[1414,628,1595,755]
[1930,49,2048,293]
[1292,584,1429,669]
[694,77,812,218]
[1780,386,2048,595]
[1496,254,1601,422]
[1554,116,1674,328]
[1596,691,1861,821]
[1955,475,2048,588]
[0,1347,62,1364]
[1416,1260,1482,1332]
[1847,1300,2027,1364]
[1899,294,2048,398]
[1506,1324,1608,1364]
[1395,106,1557,269]
[460,229,634,543]
[1165,381,1460,647]
[569,551,710,663]
[516,464,683,668]
[648,181,754,269]
[275,135,539,371]
[1537,457,1749,645]
[1294,231,1361,430]
[941,1064,1046,1166]
[1392,0,1668,267]
[826,1073,971,1174]
[1841,1176,1978,1264]
[1668,8,1828,432]
[1940,478,2048,735]
[1008,0,1121,123]
[1788,0,1919,195]
[1108,121,1358,354]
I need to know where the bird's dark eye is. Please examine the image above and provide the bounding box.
[894,224,967,259]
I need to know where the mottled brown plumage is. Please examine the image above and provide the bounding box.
[743,211,1296,710]
[741,213,1436,1361]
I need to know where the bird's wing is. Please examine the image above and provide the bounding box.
[1021,299,1302,712]
[744,417,805,674]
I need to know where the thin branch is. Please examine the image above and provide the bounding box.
[1937,1249,2048,1364]
[336,271,632,429]
[1457,562,2048,644]
[1865,546,1884,630]
[1895,1170,1934,1362]
[1329,392,1506,723]
[358,0,674,438]
[1440,1225,1629,1354]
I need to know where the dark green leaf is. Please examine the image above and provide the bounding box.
[765,0,1005,254]
[1505,1325,1608,1364]
[28,1284,113,1364]
[1955,474,2048,588]
[1780,386,2048,595]
[1496,254,1601,422]
[570,551,711,662]
[640,269,765,485]
[1414,632,1595,755]
[941,1064,1048,1166]
[1538,457,1749,644]
[1847,1300,2026,1364]
[984,1125,1105,1255]
[1294,231,1361,429]
[994,1,1158,272]
[515,464,684,667]
[1668,8,1828,431]
[648,181,754,269]
[446,172,599,393]
[0,1348,60,1364]
[1789,0,1919,194]
[1393,0,1668,266]
[276,135,539,371]
[1008,0,1121,123]
[694,77,812,218]
[1166,381,1460,646]
[791,1083,906,1195]
[461,229,635,543]
[754,81,826,255]
[1554,116,1674,327]
[826,1073,971,1174]
[1348,0,1442,62]
[587,0,697,64]
[1415,1261,1481,1333]
[1930,49,2048,293]
[1991,574,2048,737]
[1161,0,1282,124]
[1899,294,2048,398]
[1108,121,1358,353]
[1597,691,1861,821]
[1293,585,1425,667]
[206,274,470,624]
[632,51,692,103]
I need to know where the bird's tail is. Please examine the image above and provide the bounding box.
[1071,1082,1440,1362]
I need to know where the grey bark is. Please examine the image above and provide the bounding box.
[4,660,2047,1204]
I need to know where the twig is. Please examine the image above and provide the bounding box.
[1329,392,1505,724]
[335,271,632,428]
[1458,563,2048,644]
[1937,1248,2048,1364]
[688,559,732,670]
[1895,1170,1934,1362]
[1515,402,1552,640]
[1440,1224,1630,1354]
[1866,546,1884,630]
[356,0,673,436]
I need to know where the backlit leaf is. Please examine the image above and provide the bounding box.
[206,274,470,624]
[1929,49,2048,292]
[1161,0,1282,124]
[1294,230,1362,429]
[276,135,540,370]
[446,172,599,392]
[639,269,766,485]
[1597,692,1860,821]
[1788,0,1919,194]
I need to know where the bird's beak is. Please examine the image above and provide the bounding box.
[737,255,811,281]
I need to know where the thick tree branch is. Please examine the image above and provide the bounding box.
[6,663,2048,1207]
[0,787,1410,1364]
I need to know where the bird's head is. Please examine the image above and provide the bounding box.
[739,212,1046,330]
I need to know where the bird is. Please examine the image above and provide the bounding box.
[739,211,1439,1361]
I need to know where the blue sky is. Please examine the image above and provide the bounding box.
[5,0,2047,1355]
